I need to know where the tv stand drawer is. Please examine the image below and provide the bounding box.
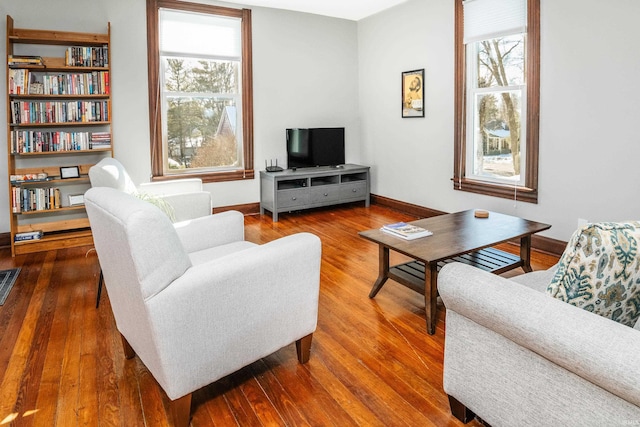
[277,189,308,209]
[340,182,367,200]
[309,185,342,204]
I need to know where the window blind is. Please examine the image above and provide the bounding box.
[463,0,526,44]
[159,9,241,59]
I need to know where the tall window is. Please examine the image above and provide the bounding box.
[147,0,254,182]
[454,0,539,203]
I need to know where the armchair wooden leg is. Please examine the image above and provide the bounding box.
[120,334,136,360]
[448,395,476,423]
[169,393,192,427]
[95,269,104,308]
[296,333,313,364]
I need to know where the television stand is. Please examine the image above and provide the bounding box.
[260,164,370,222]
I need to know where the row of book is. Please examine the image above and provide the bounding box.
[10,100,109,125]
[14,230,44,242]
[11,131,112,153]
[12,187,62,213]
[65,45,109,67]
[8,69,110,96]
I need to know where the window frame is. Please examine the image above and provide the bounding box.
[147,0,254,183]
[453,0,540,203]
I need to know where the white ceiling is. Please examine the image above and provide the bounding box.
[220,0,410,21]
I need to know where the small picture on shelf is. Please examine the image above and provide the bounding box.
[60,166,80,179]
[68,194,85,206]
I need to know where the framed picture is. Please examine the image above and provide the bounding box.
[402,69,425,118]
[59,166,80,179]
[68,194,85,206]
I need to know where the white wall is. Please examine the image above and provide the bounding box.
[3,0,639,242]
[0,1,359,232]
[359,0,640,241]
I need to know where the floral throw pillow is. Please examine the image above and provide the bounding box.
[546,221,640,327]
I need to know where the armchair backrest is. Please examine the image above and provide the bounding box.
[84,187,192,336]
[88,157,137,193]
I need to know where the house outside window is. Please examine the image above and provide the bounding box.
[147,0,254,183]
[454,0,539,203]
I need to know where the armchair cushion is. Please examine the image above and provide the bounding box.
[547,221,640,327]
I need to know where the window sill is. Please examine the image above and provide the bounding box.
[152,169,255,184]
[452,178,538,204]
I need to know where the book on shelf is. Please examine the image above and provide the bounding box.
[65,45,109,67]
[381,222,433,240]
[12,187,61,213]
[14,230,43,242]
[8,55,43,66]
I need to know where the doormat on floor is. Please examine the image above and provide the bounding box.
[0,268,21,305]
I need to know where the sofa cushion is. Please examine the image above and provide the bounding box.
[510,265,558,292]
[546,222,640,327]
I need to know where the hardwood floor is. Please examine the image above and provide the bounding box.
[0,204,559,426]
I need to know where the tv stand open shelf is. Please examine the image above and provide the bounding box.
[260,164,370,221]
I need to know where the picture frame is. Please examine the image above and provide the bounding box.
[59,166,80,179]
[68,194,85,206]
[402,69,425,118]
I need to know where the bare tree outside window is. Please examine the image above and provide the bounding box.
[469,34,524,182]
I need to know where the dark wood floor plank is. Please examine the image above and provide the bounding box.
[249,359,311,427]
[94,294,121,427]
[194,377,243,426]
[264,349,358,426]
[0,204,559,426]
[55,248,87,426]
[11,253,59,425]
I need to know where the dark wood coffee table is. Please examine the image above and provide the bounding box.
[359,210,551,334]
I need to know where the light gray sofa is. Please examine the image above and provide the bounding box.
[439,262,640,427]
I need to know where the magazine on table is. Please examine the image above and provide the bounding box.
[381,222,433,240]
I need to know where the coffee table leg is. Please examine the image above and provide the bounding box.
[369,246,389,298]
[424,262,438,335]
[520,235,533,273]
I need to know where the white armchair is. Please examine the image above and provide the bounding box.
[88,157,212,222]
[84,187,322,427]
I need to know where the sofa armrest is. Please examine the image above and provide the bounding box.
[439,262,640,407]
[173,210,244,252]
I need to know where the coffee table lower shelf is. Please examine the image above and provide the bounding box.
[389,247,522,294]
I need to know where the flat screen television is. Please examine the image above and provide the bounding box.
[286,127,345,169]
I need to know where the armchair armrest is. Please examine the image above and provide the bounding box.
[173,210,244,252]
[438,262,640,407]
[138,179,211,222]
[138,178,203,195]
[161,192,212,222]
